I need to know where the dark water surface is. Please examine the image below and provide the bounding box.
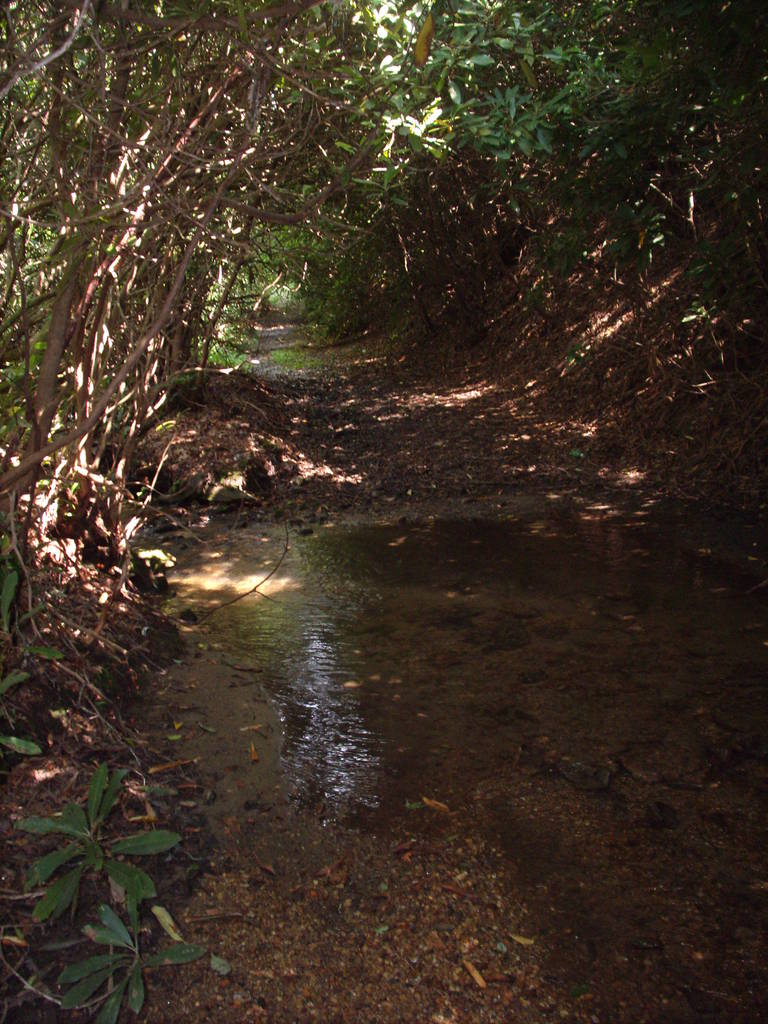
[165,511,768,1017]
[168,513,768,825]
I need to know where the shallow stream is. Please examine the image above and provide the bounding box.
[157,509,768,1014]
[165,512,768,829]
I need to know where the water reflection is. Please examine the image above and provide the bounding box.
[169,516,768,825]
[279,621,383,814]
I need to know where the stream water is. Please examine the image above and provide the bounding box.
[158,509,768,1017]
[165,511,768,828]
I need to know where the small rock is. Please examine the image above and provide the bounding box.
[205,484,247,504]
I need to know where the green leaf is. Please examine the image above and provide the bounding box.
[519,58,537,89]
[0,735,42,755]
[61,965,119,1008]
[97,904,134,948]
[127,962,145,1013]
[17,802,86,835]
[94,976,128,1024]
[16,815,67,836]
[57,802,90,837]
[536,126,553,153]
[27,842,81,886]
[33,865,84,921]
[127,894,139,935]
[1,570,19,630]
[82,838,105,869]
[0,670,29,695]
[59,953,124,984]
[105,861,157,902]
[85,925,134,948]
[27,645,64,660]
[470,53,495,66]
[111,830,180,856]
[448,80,462,105]
[97,768,128,825]
[88,764,109,827]
[145,943,205,967]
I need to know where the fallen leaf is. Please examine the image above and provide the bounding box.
[421,795,451,813]
[393,840,416,856]
[483,971,513,984]
[257,860,275,876]
[414,12,435,67]
[239,723,264,732]
[510,933,535,947]
[441,882,480,903]
[343,680,361,689]
[463,959,487,989]
[152,905,184,942]
[173,720,183,730]
[210,953,232,976]
[148,758,198,775]
[249,742,259,763]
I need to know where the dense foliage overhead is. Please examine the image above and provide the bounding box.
[1,0,767,561]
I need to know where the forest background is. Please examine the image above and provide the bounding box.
[1,0,766,562]
[1,2,767,1016]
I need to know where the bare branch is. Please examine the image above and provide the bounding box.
[0,2,93,102]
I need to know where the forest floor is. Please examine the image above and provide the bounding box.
[135,322,768,564]
[4,325,768,1024]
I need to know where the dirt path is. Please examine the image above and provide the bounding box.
[263,343,620,518]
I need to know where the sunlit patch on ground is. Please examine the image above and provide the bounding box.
[402,383,497,410]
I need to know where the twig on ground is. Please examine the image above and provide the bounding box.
[198,522,290,620]
[0,940,61,1010]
